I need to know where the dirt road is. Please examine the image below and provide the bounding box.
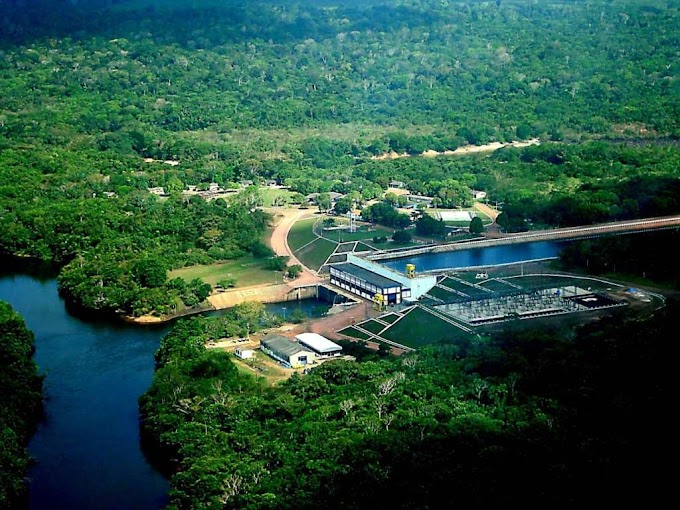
[473,201,501,222]
[371,138,540,160]
[267,207,323,286]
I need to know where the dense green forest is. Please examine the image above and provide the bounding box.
[0,0,677,507]
[1,0,680,315]
[140,300,675,508]
[0,302,44,508]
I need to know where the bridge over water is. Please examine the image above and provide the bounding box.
[365,215,680,262]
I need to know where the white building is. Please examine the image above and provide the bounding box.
[234,348,254,360]
[295,333,342,358]
[261,335,316,368]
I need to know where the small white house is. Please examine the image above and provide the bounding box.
[234,348,254,360]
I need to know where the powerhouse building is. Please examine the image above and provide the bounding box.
[329,254,437,305]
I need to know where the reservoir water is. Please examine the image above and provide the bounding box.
[381,241,564,273]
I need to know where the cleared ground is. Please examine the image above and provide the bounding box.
[169,255,283,287]
[258,188,297,207]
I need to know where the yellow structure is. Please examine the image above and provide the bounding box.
[372,293,385,311]
[406,264,416,279]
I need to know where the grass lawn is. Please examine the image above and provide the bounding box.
[378,313,401,324]
[169,255,284,287]
[356,319,387,335]
[505,274,618,291]
[288,217,320,252]
[380,306,472,348]
[425,285,459,300]
[258,187,297,207]
[295,237,337,271]
[337,326,371,340]
[320,223,393,243]
[477,279,519,292]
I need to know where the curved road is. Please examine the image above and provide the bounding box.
[267,207,323,287]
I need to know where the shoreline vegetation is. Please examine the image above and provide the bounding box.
[0,302,44,507]
[139,288,676,508]
[1,0,679,506]
[3,0,680,320]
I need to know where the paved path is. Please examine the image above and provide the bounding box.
[266,207,323,287]
[473,201,500,221]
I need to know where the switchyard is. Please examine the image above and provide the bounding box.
[433,286,624,326]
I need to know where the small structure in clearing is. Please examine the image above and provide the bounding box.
[260,334,316,368]
[295,333,342,359]
[234,348,254,360]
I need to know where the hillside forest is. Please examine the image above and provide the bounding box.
[0,1,679,507]
[1,0,679,316]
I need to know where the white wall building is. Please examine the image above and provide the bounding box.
[295,333,342,358]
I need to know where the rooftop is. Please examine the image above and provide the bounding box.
[261,335,309,357]
[331,263,401,290]
[295,333,342,354]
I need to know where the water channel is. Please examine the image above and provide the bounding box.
[0,241,561,508]
[0,272,171,510]
[0,268,333,509]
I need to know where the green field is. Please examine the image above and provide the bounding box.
[357,319,388,335]
[288,217,320,252]
[295,237,337,271]
[320,223,393,243]
[258,188,297,207]
[424,285,459,300]
[379,307,471,348]
[477,278,519,293]
[168,255,283,287]
[337,326,371,341]
[379,313,401,324]
[505,274,620,292]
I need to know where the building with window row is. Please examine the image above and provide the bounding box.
[329,254,438,305]
[330,263,409,305]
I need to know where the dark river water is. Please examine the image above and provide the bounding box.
[0,273,171,510]
[0,269,333,509]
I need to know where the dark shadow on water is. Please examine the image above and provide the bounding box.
[0,255,59,281]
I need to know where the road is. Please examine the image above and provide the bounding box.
[473,201,500,222]
[267,207,323,287]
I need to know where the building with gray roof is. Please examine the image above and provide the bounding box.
[260,335,316,368]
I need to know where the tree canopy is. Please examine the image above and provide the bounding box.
[0,302,43,507]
